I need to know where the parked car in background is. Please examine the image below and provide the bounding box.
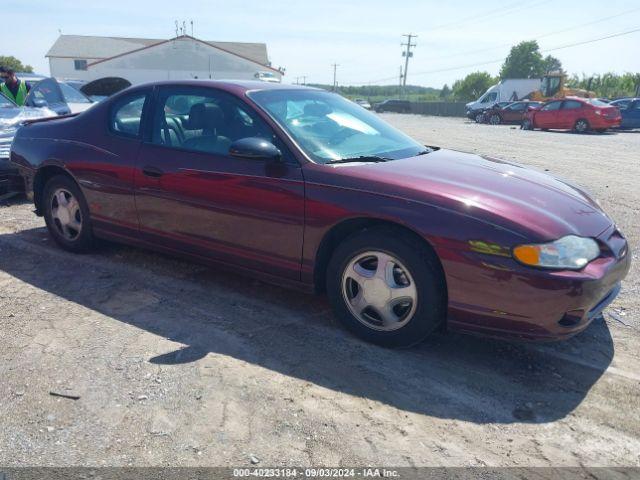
[472,101,511,123]
[10,81,630,346]
[1,91,56,193]
[23,77,93,115]
[522,97,621,133]
[482,101,543,125]
[374,99,411,113]
[465,78,541,121]
[610,98,634,109]
[354,98,372,110]
[57,81,94,113]
[611,97,640,129]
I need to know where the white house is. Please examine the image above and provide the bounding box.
[46,34,283,84]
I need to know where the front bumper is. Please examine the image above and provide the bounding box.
[446,226,631,341]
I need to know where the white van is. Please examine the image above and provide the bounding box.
[465,79,541,120]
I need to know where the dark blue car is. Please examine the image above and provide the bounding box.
[610,98,640,129]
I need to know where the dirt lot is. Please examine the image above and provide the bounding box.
[0,116,638,468]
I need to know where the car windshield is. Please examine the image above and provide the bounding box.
[59,82,92,104]
[249,89,426,163]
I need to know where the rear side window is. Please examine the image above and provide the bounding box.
[562,100,583,110]
[541,101,562,111]
[110,93,148,138]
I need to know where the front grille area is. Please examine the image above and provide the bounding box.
[0,138,12,159]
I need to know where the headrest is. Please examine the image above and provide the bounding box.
[185,103,225,130]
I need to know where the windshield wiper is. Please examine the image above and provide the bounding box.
[326,155,391,165]
[416,147,434,155]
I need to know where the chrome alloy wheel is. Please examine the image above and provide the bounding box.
[341,251,418,331]
[51,188,82,241]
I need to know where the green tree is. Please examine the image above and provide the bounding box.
[542,55,562,74]
[500,41,545,79]
[439,84,451,99]
[452,72,496,101]
[0,55,33,73]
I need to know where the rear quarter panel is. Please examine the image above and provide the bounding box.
[10,102,140,231]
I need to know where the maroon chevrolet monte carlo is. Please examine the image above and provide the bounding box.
[10,81,630,347]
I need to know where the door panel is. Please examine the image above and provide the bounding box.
[135,146,305,279]
[535,101,562,128]
[134,86,305,280]
[622,101,640,128]
[559,100,583,129]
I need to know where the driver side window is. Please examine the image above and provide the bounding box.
[151,87,291,161]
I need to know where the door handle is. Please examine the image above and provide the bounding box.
[142,166,164,178]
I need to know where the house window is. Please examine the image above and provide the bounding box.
[74,59,88,71]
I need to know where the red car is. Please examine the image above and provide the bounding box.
[522,97,621,133]
[482,101,542,125]
[10,81,630,347]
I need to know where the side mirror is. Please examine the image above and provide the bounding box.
[229,137,282,162]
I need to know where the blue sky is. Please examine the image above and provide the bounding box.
[2,0,639,87]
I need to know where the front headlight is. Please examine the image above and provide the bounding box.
[513,235,600,270]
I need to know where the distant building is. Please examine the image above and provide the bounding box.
[46,34,283,84]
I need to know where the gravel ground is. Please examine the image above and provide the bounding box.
[0,115,638,468]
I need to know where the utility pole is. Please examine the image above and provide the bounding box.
[331,63,340,91]
[399,66,403,98]
[401,34,417,94]
[301,76,307,86]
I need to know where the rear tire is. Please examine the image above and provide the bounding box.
[574,119,590,134]
[489,114,501,125]
[326,227,446,348]
[43,175,94,253]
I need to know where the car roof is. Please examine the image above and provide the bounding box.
[128,79,321,95]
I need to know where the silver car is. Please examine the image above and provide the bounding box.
[0,92,56,193]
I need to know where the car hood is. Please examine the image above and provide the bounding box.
[344,149,613,240]
[0,106,56,130]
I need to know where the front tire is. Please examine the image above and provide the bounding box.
[522,119,533,130]
[326,227,446,347]
[43,175,94,253]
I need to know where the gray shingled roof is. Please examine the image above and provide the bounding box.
[46,35,269,65]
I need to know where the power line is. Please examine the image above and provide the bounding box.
[425,0,534,32]
[418,5,640,62]
[345,25,640,85]
[408,26,640,79]
[424,0,553,33]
